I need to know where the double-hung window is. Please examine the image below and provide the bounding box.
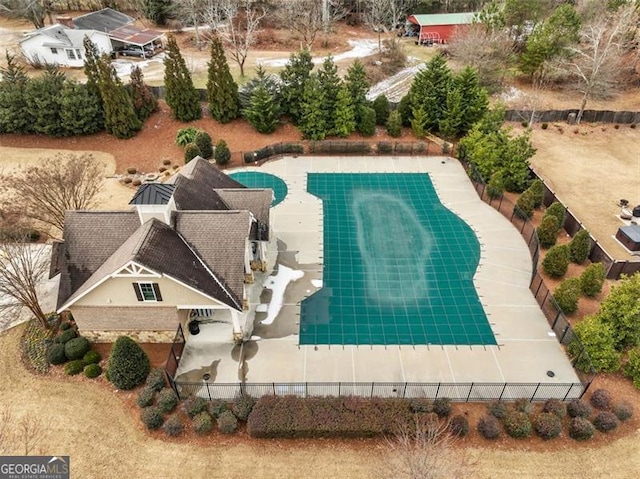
[133,282,163,302]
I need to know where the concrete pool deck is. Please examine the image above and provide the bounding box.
[175,156,580,388]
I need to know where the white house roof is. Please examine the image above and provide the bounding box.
[20,24,108,47]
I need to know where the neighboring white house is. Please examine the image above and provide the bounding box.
[20,24,112,67]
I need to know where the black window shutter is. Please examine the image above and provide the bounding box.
[133,283,143,301]
[152,283,163,301]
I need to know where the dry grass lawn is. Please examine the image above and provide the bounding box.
[1,325,639,479]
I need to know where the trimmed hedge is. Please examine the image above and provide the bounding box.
[589,389,612,410]
[146,368,167,392]
[532,412,562,440]
[537,215,560,248]
[140,406,164,430]
[567,399,592,419]
[55,329,77,344]
[487,400,508,419]
[580,262,606,297]
[503,411,531,438]
[569,229,591,264]
[83,350,101,365]
[84,363,102,378]
[47,343,67,365]
[542,398,566,418]
[243,143,304,163]
[569,417,595,440]
[232,395,256,421]
[137,387,156,408]
[545,201,566,229]
[542,244,570,277]
[185,397,208,419]
[247,396,413,438]
[164,414,184,437]
[157,388,178,414]
[612,401,634,421]
[64,359,85,376]
[477,415,501,439]
[218,410,239,434]
[449,414,469,437]
[64,336,90,360]
[193,412,213,435]
[593,411,618,433]
[209,399,229,419]
[107,336,150,390]
[553,277,581,314]
[433,397,452,418]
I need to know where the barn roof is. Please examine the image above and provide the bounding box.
[109,25,165,46]
[408,12,476,27]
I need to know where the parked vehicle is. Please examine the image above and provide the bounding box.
[117,45,154,58]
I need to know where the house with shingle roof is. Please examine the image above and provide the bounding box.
[50,158,274,343]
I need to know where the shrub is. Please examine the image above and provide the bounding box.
[84,363,102,378]
[64,336,90,360]
[372,94,390,125]
[553,277,581,314]
[589,389,612,410]
[185,396,208,419]
[54,329,77,344]
[377,141,393,154]
[487,171,505,198]
[624,348,640,388]
[218,410,239,434]
[612,401,633,421]
[432,398,452,418]
[193,411,213,435]
[569,315,621,373]
[232,395,256,421]
[503,411,531,438]
[542,244,570,278]
[533,412,562,440]
[567,399,592,418]
[157,388,178,414]
[529,179,544,208]
[541,122,548,130]
[580,262,606,297]
[83,350,101,365]
[126,167,137,174]
[137,387,156,408]
[515,190,535,219]
[132,179,141,186]
[537,215,560,248]
[569,229,591,264]
[107,336,151,390]
[449,414,469,437]
[386,110,402,137]
[209,399,229,418]
[184,142,201,164]
[146,368,166,392]
[593,411,618,432]
[357,106,377,137]
[542,398,566,418]
[545,202,566,230]
[409,399,432,414]
[159,166,167,173]
[175,126,199,147]
[514,398,534,414]
[521,120,528,128]
[477,415,501,439]
[64,359,84,376]
[194,130,213,159]
[140,406,164,430]
[487,400,508,419]
[214,139,231,165]
[163,414,184,437]
[162,158,171,165]
[569,417,595,440]
[122,177,133,184]
[47,343,67,365]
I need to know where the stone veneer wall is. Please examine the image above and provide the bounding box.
[82,330,176,343]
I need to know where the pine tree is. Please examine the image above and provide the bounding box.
[438,87,464,140]
[409,53,453,133]
[214,139,231,165]
[386,110,402,137]
[357,106,376,137]
[82,36,105,128]
[60,81,103,135]
[454,66,489,135]
[97,56,142,139]
[372,94,390,125]
[24,67,66,136]
[344,60,370,124]
[411,107,426,137]
[0,52,30,133]
[332,85,356,138]
[206,35,240,124]
[317,55,341,134]
[244,84,280,134]
[128,66,158,121]
[298,75,327,140]
[164,34,202,122]
[194,130,213,159]
[280,49,313,124]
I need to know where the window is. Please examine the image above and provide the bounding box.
[65,49,76,60]
[75,49,82,59]
[133,282,162,302]
[50,47,58,54]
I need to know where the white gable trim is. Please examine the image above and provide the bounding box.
[162,274,239,310]
[112,261,161,277]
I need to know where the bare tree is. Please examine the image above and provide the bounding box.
[204,0,267,77]
[172,0,207,49]
[0,0,52,29]
[0,239,51,330]
[0,407,12,455]
[365,0,413,52]
[18,415,45,455]
[1,153,105,235]
[379,415,477,479]
[275,0,348,49]
[559,6,639,123]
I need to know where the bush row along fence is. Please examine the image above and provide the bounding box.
[504,109,640,125]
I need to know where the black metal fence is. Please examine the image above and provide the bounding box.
[504,109,640,124]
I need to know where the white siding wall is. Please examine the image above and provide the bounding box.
[20,30,111,68]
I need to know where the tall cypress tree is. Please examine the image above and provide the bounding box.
[438,87,464,140]
[454,66,489,136]
[164,34,202,122]
[409,53,452,133]
[280,49,313,124]
[317,55,341,134]
[298,75,327,140]
[206,35,240,124]
[128,66,158,121]
[0,52,30,133]
[344,60,370,124]
[97,56,142,139]
[333,85,356,138]
[82,36,105,129]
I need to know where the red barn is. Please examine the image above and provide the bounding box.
[406,12,476,45]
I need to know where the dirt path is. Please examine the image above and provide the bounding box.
[0,324,639,478]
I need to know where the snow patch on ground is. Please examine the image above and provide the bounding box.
[366,58,423,102]
[257,39,378,67]
[260,265,304,325]
[112,54,166,79]
[255,304,269,313]
[311,279,323,288]
[500,86,524,103]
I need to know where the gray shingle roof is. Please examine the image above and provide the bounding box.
[72,7,133,32]
[129,183,176,205]
[215,189,271,240]
[177,157,246,189]
[171,175,230,211]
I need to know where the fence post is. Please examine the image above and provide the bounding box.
[563,385,572,401]
[531,383,541,401]
[338,382,341,397]
[370,382,374,398]
[402,383,407,398]
[435,382,441,398]
[206,382,212,401]
[499,383,507,400]
[466,382,474,402]
[305,382,308,398]
[272,383,275,396]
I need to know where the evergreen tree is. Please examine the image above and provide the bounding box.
[454,66,489,136]
[280,49,313,124]
[128,66,158,121]
[239,65,280,110]
[333,85,356,138]
[438,87,464,140]
[344,60,370,123]
[244,84,280,134]
[317,55,341,134]
[206,35,240,124]
[411,107,427,137]
[397,94,412,127]
[82,36,105,128]
[409,54,453,133]
[0,52,29,133]
[194,130,213,159]
[386,110,402,137]
[372,94,390,125]
[298,75,327,140]
[60,81,103,135]
[144,0,172,25]
[97,56,142,139]
[358,106,377,137]
[185,143,201,163]
[214,139,231,165]
[164,34,202,122]
[24,67,65,136]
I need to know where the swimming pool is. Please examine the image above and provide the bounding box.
[300,173,495,346]
[228,171,288,206]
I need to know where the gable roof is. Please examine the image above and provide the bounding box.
[129,183,175,205]
[215,189,272,240]
[408,12,476,26]
[72,8,134,32]
[174,157,247,189]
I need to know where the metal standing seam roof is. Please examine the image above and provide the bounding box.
[408,12,477,26]
[109,25,165,46]
[72,7,134,32]
[129,183,176,205]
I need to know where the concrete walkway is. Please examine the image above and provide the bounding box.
[176,156,580,395]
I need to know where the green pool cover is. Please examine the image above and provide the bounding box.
[228,171,288,206]
[300,173,495,346]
